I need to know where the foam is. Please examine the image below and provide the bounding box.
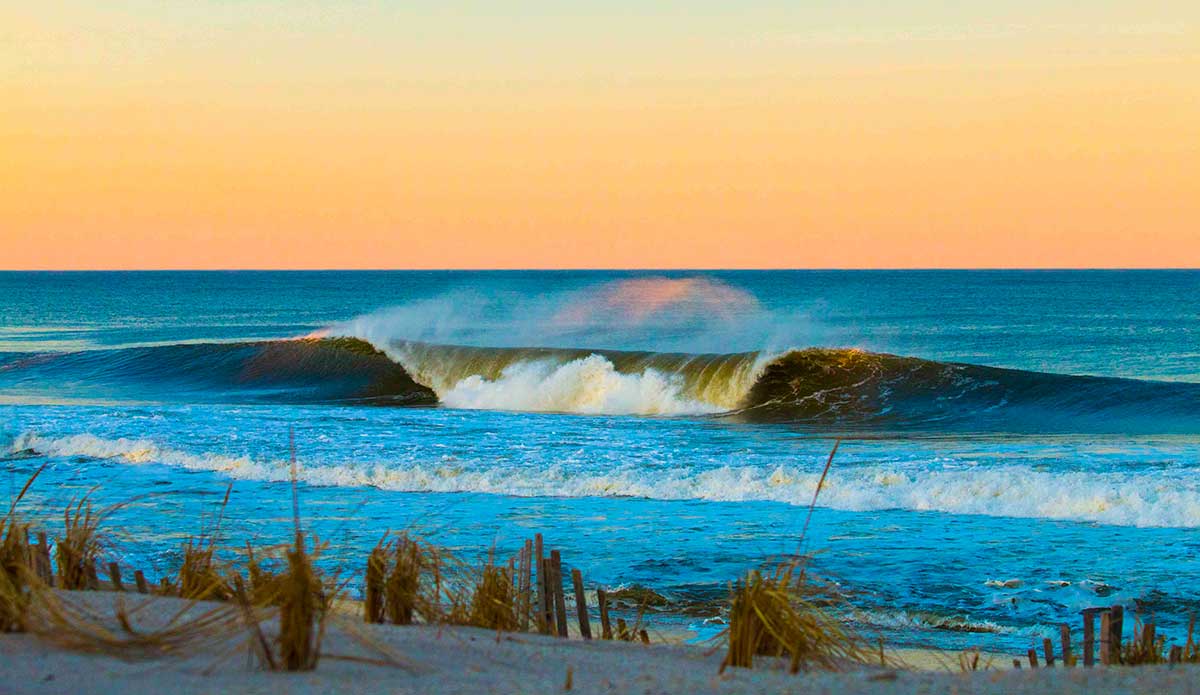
[436,355,725,416]
[11,432,1200,528]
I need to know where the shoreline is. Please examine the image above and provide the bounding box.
[2,592,1196,694]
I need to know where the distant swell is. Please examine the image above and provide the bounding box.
[9,431,1200,528]
[1,337,1198,432]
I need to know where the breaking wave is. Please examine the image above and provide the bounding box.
[9,431,1200,527]
[2,336,1198,431]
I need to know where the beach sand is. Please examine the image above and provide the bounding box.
[1,592,1196,694]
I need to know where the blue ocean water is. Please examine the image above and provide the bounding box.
[1,270,1198,652]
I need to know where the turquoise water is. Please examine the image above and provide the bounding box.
[1,270,1198,652]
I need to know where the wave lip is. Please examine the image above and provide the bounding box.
[11,431,1200,528]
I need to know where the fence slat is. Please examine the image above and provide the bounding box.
[519,540,532,632]
[108,562,124,591]
[1061,623,1073,666]
[597,588,612,640]
[134,569,149,594]
[1110,605,1124,665]
[1083,610,1096,667]
[535,535,550,634]
[550,550,569,638]
[571,568,592,639]
[1100,612,1112,665]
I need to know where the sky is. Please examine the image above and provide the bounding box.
[2,2,1198,269]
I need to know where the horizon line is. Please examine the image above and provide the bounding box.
[1,267,1197,273]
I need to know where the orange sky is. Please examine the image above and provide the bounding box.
[3,3,1198,269]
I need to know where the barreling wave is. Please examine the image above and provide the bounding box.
[9,431,1200,527]
[1,337,1198,431]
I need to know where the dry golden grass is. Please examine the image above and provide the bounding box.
[0,519,33,632]
[719,561,882,673]
[56,493,104,591]
[0,468,41,632]
[958,647,992,672]
[243,541,282,606]
[1118,616,1168,665]
[364,544,386,624]
[27,589,242,660]
[362,532,491,628]
[175,484,234,601]
[384,534,424,625]
[466,561,517,632]
[277,533,330,670]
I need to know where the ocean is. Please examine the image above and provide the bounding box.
[1,270,1198,651]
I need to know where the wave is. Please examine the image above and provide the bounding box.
[10,431,1200,527]
[4,337,1200,431]
[0,338,436,406]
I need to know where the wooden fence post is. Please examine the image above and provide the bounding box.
[108,562,124,591]
[550,550,569,638]
[134,569,149,594]
[1100,611,1112,665]
[1043,638,1055,667]
[1082,609,1096,667]
[518,540,532,632]
[535,535,549,634]
[1027,648,1039,668]
[1110,605,1123,664]
[571,568,592,639]
[597,588,612,640]
[1060,623,1073,666]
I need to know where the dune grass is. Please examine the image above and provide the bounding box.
[466,560,517,632]
[0,465,43,632]
[720,561,883,673]
[56,494,104,591]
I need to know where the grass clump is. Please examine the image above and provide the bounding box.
[56,494,104,591]
[0,519,34,632]
[384,534,425,625]
[175,484,234,601]
[467,561,517,632]
[0,469,42,632]
[363,532,455,626]
[720,562,881,673]
[277,532,330,670]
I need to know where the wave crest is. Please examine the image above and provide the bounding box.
[2,337,1198,430]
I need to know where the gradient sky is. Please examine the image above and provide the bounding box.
[3,2,1198,269]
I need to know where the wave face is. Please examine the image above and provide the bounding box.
[0,338,436,406]
[2,337,1199,432]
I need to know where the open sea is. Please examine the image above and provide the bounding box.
[2,270,1198,652]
